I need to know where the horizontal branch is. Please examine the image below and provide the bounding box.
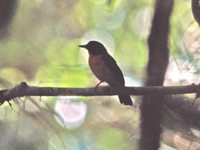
[1,82,200,145]
[0,82,199,105]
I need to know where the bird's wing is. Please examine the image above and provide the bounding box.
[102,54,125,85]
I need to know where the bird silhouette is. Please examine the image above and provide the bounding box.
[79,41,132,105]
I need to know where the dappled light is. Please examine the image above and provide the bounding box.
[0,0,200,150]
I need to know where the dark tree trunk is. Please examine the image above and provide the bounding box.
[192,0,200,26]
[139,0,174,150]
[0,0,18,38]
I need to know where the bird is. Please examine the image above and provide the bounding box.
[79,40,132,105]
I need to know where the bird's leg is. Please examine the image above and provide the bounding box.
[94,81,104,90]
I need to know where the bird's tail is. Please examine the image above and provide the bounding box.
[118,95,132,106]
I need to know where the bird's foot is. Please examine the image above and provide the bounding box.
[94,81,104,91]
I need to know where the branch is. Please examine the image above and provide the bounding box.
[0,82,199,105]
[2,82,200,143]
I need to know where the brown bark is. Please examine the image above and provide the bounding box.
[139,0,174,150]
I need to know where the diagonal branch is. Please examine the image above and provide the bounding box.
[0,82,199,105]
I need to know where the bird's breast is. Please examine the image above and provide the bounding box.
[89,55,113,82]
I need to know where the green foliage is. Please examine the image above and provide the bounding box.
[97,127,130,150]
[0,0,199,149]
[45,39,79,66]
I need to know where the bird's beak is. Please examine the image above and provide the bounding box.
[79,44,87,48]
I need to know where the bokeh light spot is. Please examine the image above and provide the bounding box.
[54,96,87,129]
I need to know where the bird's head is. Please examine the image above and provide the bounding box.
[79,41,108,55]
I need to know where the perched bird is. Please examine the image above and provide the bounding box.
[79,41,132,105]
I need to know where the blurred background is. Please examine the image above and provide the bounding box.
[0,0,200,149]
